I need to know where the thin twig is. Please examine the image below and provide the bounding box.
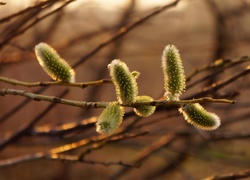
[0,0,58,23]
[30,116,97,136]
[204,169,250,180]
[0,88,108,109]
[44,154,138,167]
[0,87,47,124]
[110,133,177,179]
[0,88,235,109]
[72,0,180,68]
[186,56,250,88]
[187,56,249,81]
[0,0,75,49]
[210,132,250,141]
[0,131,147,168]
[188,67,250,98]
[0,76,112,88]
[0,89,69,151]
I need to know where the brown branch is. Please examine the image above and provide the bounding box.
[210,132,250,141]
[0,89,69,151]
[204,169,250,180]
[147,149,189,179]
[110,133,177,179]
[0,131,147,168]
[30,116,97,136]
[0,76,112,88]
[0,87,47,124]
[44,154,138,168]
[0,0,75,49]
[0,88,108,109]
[188,66,250,98]
[186,56,250,88]
[0,88,235,110]
[72,0,180,68]
[0,0,59,23]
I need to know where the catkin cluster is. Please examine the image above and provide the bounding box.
[34,43,221,135]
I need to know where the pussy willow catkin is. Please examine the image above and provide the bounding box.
[108,59,138,105]
[134,96,156,117]
[96,102,125,135]
[162,45,186,100]
[35,43,75,83]
[179,103,221,131]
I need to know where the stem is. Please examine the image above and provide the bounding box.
[0,88,235,110]
[0,76,112,88]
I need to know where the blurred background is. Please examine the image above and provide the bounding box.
[0,0,250,179]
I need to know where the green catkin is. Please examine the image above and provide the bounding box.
[35,42,75,83]
[134,96,156,117]
[179,103,221,131]
[108,59,138,105]
[161,45,186,100]
[96,102,125,135]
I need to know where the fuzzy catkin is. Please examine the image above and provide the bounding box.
[96,102,125,135]
[35,43,75,83]
[134,96,156,117]
[108,59,138,105]
[179,103,221,131]
[162,45,186,100]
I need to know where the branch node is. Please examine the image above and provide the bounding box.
[53,97,61,103]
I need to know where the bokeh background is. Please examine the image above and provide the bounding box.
[0,0,250,179]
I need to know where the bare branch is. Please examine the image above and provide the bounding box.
[45,154,138,168]
[186,56,250,88]
[204,169,250,180]
[0,131,147,168]
[0,0,75,49]
[0,0,59,23]
[0,87,47,124]
[72,0,180,68]
[0,89,69,150]
[0,88,235,110]
[188,66,250,98]
[0,76,112,88]
[110,133,177,179]
[30,117,97,136]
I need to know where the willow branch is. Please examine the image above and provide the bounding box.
[111,133,177,179]
[186,56,250,88]
[189,66,250,98]
[0,89,69,150]
[0,0,59,23]
[187,56,250,81]
[204,169,250,180]
[0,0,74,49]
[72,0,180,68]
[45,154,138,167]
[0,87,47,124]
[0,76,112,88]
[30,116,97,136]
[0,88,235,110]
[0,131,147,168]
